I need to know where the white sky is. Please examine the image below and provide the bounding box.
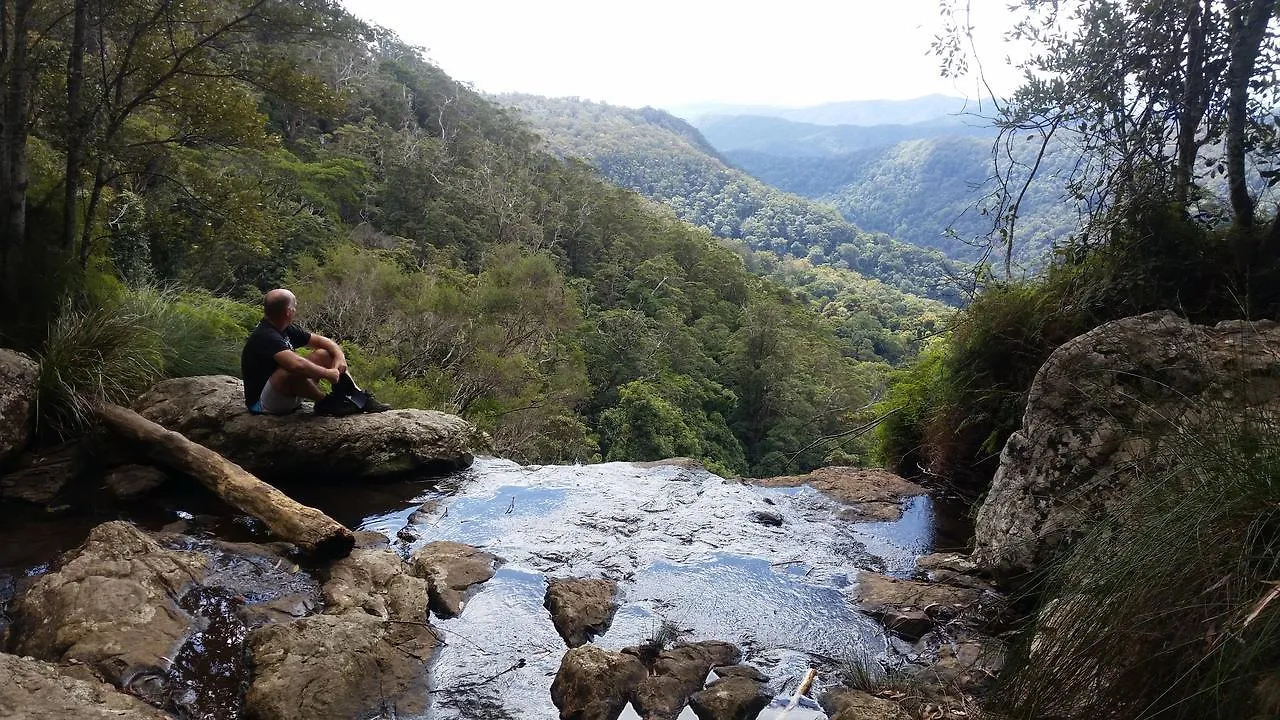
[341,0,1030,109]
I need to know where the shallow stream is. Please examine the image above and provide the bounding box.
[0,457,962,719]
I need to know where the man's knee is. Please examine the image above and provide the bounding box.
[309,348,335,368]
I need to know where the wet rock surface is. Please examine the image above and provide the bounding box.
[10,521,206,686]
[975,312,1280,573]
[749,466,926,521]
[552,644,649,720]
[0,348,38,467]
[688,675,770,720]
[102,464,170,500]
[855,570,988,641]
[133,375,481,480]
[0,651,173,719]
[545,577,619,647]
[409,540,498,618]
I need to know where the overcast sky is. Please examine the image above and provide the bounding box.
[341,0,1029,110]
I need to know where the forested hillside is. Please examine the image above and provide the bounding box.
[696,114,991,157]
[0,0,944,477]
[501,94,967,304]
[726,136,1076,263]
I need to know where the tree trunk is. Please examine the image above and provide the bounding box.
[61,0,88,252]
[96,403,355,560]
[1174,0,1210,207]
[1224,0,1276,227]
[0,0,33,309]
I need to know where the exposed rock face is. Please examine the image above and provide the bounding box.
[10,521,206,686]
[245,547,437,720]
[0,652,173,719]
[974,312,1280,573]
[688,675,770,720]
[749,466,925,521]
[545,577,619,647]
[551,644,648,720]
[0,348,38,467]
[133,375,480,480]
[629,641,742,720]
[409,540,498,618]
[822,688,911,720]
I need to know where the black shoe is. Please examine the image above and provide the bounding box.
[314,392,361,417]
[360,393,392,413]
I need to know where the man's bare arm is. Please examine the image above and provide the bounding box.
[307,333,348,373]
[273,350,340,382]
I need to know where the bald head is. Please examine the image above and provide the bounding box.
[263,289,297,324]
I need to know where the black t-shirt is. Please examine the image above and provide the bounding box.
[241,319,312,407]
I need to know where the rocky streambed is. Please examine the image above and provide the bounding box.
[0,457,1001,720]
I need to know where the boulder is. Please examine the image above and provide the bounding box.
[974,312,1280,573]
[712,665,768,682]
[0,348,38,467]
[0,652,173,719]
[749,467,925,521]
[246,612,437,720]
[628,640,742,720]
[408,540,498,618]
[821,688,911,720]
[132,375,480,480]
[10,521,206,686]
[688,675,771,720]
[551,644,648,720]
[544,577,619,647]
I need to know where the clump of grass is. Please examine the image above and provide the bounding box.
[35,284,256,438]
[998,413,1280,719]
[37,298,166,437]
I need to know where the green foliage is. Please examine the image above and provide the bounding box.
[599,375,746,475]
[35,283,254,438]
[998,417,1280,720]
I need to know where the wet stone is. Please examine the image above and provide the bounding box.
[545,577,619,647]
[102,464,169,500]
[551,644,648,720]
[749,510,784,527]
[689,675,771,720]
[0,651,173,720]
[712,664,768,682]
[629,641,742,720]
[408,540,498,618]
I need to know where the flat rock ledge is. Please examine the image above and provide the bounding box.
[749,466,925,521]
[545,577,619,648]
[0,652,172,720]
[133,375,482,481]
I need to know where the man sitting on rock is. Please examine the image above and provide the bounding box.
[241,288,389,416]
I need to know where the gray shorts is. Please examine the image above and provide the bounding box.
[257,378,303,415]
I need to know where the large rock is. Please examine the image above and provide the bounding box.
[245,546,438,720]
[246,612,437,720]
[974,312,1280,573]
[822,688,911,720]
[0,348,38,467]
[551,644,648,720]
[545,577,619,647]
[749,467,926,521]
[854,571,987,640]
[408,540,498,618]
[10,521,206,686]
[0,442,78,504]
[132,375,480,480]
[0,652,173,719]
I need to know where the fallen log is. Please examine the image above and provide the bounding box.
[96,403,355,560]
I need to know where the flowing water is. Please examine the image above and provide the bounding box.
[1,457,956,719]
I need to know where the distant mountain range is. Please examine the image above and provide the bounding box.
[501,93,969,304]
[668,94,986,127]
